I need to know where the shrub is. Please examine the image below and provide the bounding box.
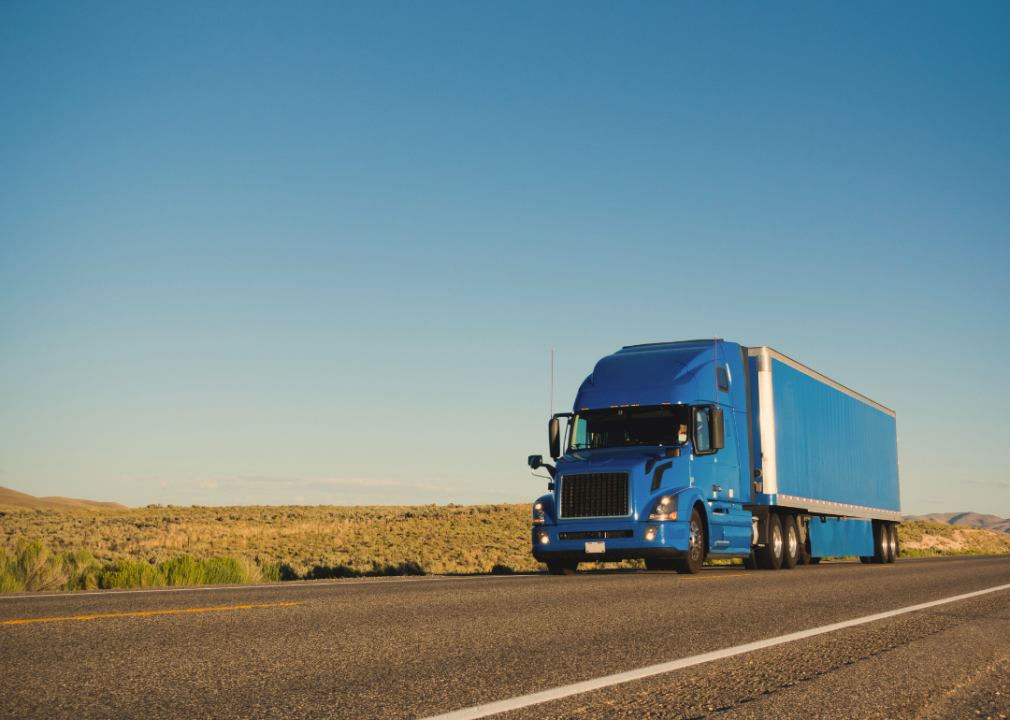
[3,538,68,592]
[490,563,514,575]
[201,556,248,585]
[99,559,167,589]
[260,563,282,583]
[159,555,205,586]
[59,549,101,591]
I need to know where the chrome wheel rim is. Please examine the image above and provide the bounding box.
[772,526,783,558]
[787,527,798,558]
[688,520,702,560]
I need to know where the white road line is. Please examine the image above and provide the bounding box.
[420,581,1010,720]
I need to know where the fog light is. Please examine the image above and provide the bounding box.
[536,529,550,545]
[645,525,659,541]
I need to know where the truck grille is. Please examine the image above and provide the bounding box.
[559,473,629,518]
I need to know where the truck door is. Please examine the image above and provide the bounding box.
[691,406,722,548]
[693,405,751,554]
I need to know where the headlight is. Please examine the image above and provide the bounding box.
[648,495,678,522]
[533,501,546,525]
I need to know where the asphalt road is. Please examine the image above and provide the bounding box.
[2,556,1009,720]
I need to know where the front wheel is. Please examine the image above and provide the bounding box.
[672,508,705,574]
[546,561,578,576]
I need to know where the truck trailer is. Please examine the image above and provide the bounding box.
[527,340,901,575]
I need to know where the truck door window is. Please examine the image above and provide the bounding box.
[694,406,715,454]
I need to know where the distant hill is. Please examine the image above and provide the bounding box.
[0,485,127,510]
[903,512,1010,535]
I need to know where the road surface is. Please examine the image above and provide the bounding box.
[2,556,1009,719]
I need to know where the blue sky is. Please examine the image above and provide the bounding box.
[1,2,1007,515]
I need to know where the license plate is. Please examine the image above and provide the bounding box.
[585,541,605,553]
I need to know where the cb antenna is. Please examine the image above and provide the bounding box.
[550,347,554,418]
[714,335,719,410]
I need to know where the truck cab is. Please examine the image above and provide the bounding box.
[529,340,753,575]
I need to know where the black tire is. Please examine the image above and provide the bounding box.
[887,524,898,563]
[873,522,889,564]
[782,516,800,569]
[809,556,821,565]
[860,556,873,564]
[546,561,578,576]
[798,528,812,566]
[757,514,784,570]
[672,508,705,575]
[742,552,758,570]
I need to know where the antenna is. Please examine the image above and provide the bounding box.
[714,335,719,410]
[550,347,554,419]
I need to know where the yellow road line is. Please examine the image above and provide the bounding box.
[1,602,303,626]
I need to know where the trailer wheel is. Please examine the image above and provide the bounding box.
[547,561,578,576]
[887,524,898,563]
[860,556,873,564]
[798,531,812,565]
[672,508,705,575]
[742,552,758,570]
[782,516,800,569]
[809,556,821,565]
[757,514,784,570]
[873,522,889,564]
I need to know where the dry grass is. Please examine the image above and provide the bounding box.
[0,503,543,579]
[2,506,1007,593]
[897,521,1010,556]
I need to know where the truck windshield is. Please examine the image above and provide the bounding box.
[568,405,691,450]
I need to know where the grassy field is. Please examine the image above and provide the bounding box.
[1,505,1007,592]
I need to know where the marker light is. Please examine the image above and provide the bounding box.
[532,502,546,526]
[648,495,679,522]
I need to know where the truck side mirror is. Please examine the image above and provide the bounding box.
[549,417,561,460]
[528,455,543,470]
[711,408,725,450]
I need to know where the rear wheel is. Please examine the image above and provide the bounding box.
[672,508,705,575]
[873,522,889,564]
[742,552,758,570]
[782,516,800,569]
[546,561,578,576]
[757,514,784,570]
[809,556,821,565]
[860,556,873,564]
[887,524,898,563]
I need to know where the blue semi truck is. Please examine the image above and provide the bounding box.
[527,340,901,575]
